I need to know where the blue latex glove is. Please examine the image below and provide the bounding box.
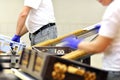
[62,35,83,49]
[10,35,21,46]
[94,24,101,33]
[11,34,21,42]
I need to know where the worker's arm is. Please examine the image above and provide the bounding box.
[78,35,113,53]
[19,25,28,36]
[11,6,31,43]
[16,6,31,36]
[61,34,113,54]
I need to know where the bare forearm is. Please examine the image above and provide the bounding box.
[16,14,27,35]
[16,6,31,36]
[20,25,28,36]
[78,41,102,53]
[78,35,113,54]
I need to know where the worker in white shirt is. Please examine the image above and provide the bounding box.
[62,0,120,80]
[11,0,57,46]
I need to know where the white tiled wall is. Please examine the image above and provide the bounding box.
[0,0,106,69]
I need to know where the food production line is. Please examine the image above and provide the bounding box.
[0,24,108,80]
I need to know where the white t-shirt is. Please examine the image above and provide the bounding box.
[99,0,120,71]
[24,0,56,33]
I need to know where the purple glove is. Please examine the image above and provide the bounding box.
[10,35,21,47]
[11,34,21,42]
[62,35,83,49]
[94,24,101,33]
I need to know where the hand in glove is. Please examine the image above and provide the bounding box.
[62,35,83,49]
[94,24,101,33]
[10,34,21,46]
